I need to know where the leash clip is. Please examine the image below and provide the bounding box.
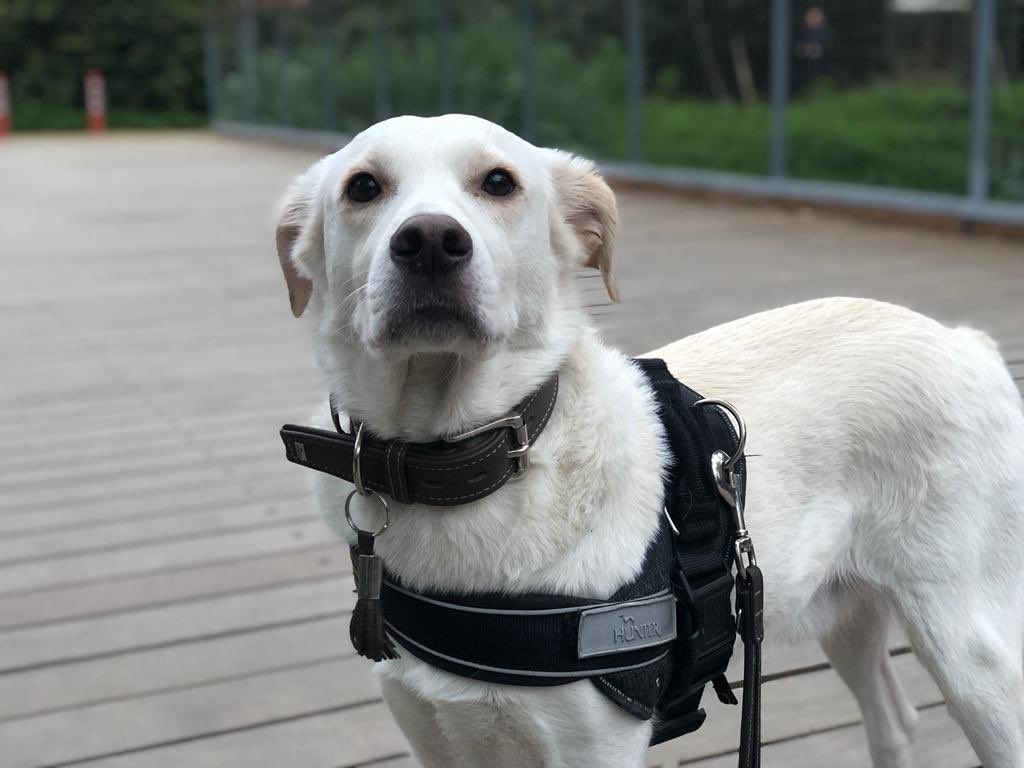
[711,448,756,579]
[695,398,756,579]
[448,412,531,479]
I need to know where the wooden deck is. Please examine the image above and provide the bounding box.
[1,132,1022,768]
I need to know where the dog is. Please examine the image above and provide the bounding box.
[275,114,1024,768]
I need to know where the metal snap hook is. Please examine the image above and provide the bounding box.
[695,398,755,576]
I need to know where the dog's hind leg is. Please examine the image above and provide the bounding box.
[821,589,917,768]
[893,588,1024,768]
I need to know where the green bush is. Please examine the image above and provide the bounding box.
[4,0,1021,200]
[599,82,1024,198]
[0,0,207,127]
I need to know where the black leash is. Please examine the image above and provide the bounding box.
[737,563,764,768]
[695,398,763,768]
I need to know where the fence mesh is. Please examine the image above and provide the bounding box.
[207,0,1024,202]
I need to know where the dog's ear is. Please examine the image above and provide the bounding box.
[547,150,620,302]
[276,162,326,317]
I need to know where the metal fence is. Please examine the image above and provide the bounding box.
[204,0,1024,226]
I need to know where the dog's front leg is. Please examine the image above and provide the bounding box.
[380,667,651,768]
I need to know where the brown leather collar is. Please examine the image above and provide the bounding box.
[279,374,559,507]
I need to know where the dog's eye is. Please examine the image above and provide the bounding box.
[346,173,382,203]
[482,169,516,197]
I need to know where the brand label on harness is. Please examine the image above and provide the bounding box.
[577,592,677,659]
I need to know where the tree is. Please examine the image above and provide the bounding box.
[0,0,206,127]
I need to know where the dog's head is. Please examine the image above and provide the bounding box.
[276,115,618,369]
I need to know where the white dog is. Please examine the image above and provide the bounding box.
[276,114,1024,768]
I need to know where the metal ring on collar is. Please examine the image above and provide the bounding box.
[352,422,371,496]
[347,423,390,537]
[345,489,390,537]
[694,398,747,469]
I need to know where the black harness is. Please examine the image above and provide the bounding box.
[281,358,762,766]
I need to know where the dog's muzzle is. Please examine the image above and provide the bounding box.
[374,213,488,346]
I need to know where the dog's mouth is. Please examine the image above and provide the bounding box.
[381,296,489,347]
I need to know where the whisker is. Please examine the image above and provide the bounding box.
[325,283,370,340]
[337,282,368,310]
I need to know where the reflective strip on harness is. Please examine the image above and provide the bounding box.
[379,578,677,684]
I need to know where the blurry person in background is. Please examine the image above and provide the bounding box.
[796,6,831,90]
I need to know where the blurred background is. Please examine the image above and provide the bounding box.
[4,0,1024,201]
[1,2,1022,767]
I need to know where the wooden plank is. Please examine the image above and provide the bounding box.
[681,704,977,768]
[2,423,280,478]
[0,544,345,630]
[2,451,289,508]
[0,377,311,423]
[4,436,284,489]
[0,375,312,421]
[0,483,304,537]
[0,657,380,768]
[0,618,350,721]
[0,518,337,596]
[0,576,354,673]
[0,500,315,565]
[49,702,407,768]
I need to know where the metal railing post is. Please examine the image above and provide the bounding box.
[438,0,455,114]
[968,0,998,203]
[520,0,537,142]
[275,12,291,126]
[316,0,336,130]
[624,0,645,163]
[202,17,222,122]
[374,3,392,122]
[769,0,791,177]
[239,0,258,123]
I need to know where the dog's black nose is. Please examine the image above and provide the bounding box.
[389,214,472,277]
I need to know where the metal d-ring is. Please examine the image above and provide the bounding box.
[694,398,747,470]
[345,489,390,537]
[346,422,390,537]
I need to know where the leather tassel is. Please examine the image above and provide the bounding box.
[349,534,398,662]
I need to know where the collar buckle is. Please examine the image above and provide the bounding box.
[448,412,531,479]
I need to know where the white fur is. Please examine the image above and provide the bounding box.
[280,115,1024,768]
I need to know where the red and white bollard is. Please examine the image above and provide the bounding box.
[84,69,106,133]
[0,72,10,137]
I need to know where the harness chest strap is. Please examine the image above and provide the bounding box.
[280,374,558,506]
[279,359,762,765]
[376,574,679,684]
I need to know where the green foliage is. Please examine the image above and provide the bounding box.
[0,0,206,129]
[2,0,1021,200]
[600,82,1024,198]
